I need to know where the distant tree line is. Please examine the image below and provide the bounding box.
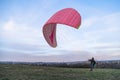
[0,60,120,69]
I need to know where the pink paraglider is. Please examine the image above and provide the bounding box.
[43,8,81,47]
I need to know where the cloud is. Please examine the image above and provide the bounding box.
[81,12,120,45]
[2,19,41,41]
[3,19,15,31]
[0,19,47,53]
[1,48,119,62]
[82,16,97,27]
[0,49,93,62]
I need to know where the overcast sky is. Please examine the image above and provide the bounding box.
[0,0,120,62]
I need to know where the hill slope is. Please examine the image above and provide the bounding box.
[0,64,120,80]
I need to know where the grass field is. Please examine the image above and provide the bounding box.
[0,64,120,80]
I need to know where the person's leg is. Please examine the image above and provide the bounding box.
[90,64,93,71]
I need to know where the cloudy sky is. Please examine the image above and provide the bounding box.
[0,0,120,62]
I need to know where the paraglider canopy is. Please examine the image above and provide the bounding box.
[43,8,81,47]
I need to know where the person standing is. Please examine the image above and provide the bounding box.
[88,57,96,71]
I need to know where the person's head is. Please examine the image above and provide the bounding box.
[92,57,94,60]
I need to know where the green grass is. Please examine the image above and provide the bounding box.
[0,64,120,80]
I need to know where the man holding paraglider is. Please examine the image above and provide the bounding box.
[88,57,96,71]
